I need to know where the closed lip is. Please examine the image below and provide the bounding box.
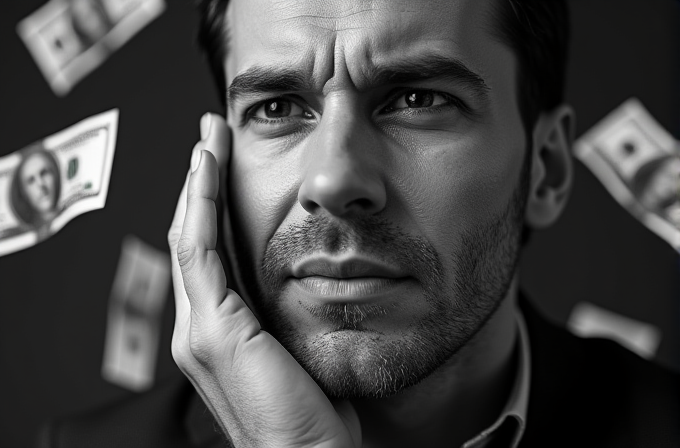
[290,254,408,280]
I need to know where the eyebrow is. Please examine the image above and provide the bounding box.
[369,54,490,100]
[227,54,490,109]
[228,68,311,109]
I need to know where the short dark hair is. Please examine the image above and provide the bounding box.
[195,0,569,132]
[196,0,229,105]
[488,0,570,133]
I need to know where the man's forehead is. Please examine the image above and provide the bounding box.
[230,0,459,29]
[226,0,498,90]
[21,155,47,174]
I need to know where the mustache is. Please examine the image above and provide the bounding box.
[260,214,444,298]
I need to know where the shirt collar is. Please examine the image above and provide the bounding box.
[462,308,532,448]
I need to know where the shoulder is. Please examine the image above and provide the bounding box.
[35,375,224,448]
[520,295,679,448]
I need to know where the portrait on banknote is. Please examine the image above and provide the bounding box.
[631,154,680,229]
[8,144,62,241]
[69,0,114,49]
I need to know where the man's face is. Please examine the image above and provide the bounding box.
[225,0,528,398]
[20,153,58,214]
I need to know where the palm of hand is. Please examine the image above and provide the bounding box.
[168,113,361,448]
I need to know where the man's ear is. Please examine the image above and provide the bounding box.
[525,104,575,229]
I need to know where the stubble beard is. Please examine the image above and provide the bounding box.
[230,164,529,399]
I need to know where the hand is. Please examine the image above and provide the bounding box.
[167,113,361,448]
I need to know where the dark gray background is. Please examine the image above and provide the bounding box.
[0,1,678,446]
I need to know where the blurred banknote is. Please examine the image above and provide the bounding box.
[0,109,119,257]
[17,0,165,95]
[568,302,661,360]
[103,235,170,391]
[574,98,680,250]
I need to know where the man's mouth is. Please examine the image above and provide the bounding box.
[289,254,411,301]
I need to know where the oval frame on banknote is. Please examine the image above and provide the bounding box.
[630,154,680,226]
[69,0,115,50]
[10,143,62,238]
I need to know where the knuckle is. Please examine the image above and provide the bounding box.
[176,234,198,271]
[167,226,182,251]
[188,320,229,370]
[191,139,204,154]
[171,337,191,371]
[189,330,216,367]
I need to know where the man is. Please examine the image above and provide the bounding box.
[12,147,61,239]
[38,0,679,447]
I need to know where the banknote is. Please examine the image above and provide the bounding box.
[0,109,119,257]
[568,301,661,360]
[102,235,171,391]
[17,0,166,96]
[574,98,680,250]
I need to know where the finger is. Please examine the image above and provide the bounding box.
[168,169,191,252]
[169,113,230,350]
[200,113,231,169]
[177,148,227,316]
[170,112,229,252]
[168,140,205,297]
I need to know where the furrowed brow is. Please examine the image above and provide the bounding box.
[368,55,490,101]
[227,66,311,109]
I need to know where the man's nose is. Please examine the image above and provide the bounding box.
[298,113,387,217]
[36,178,48,192]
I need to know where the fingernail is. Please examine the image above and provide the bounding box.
[191,149,202,173]
[200,113,212,140]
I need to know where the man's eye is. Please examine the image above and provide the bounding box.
[252,99,312,120]
[383,90,451,112]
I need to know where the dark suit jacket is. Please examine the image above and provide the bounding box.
[37,296,680,447]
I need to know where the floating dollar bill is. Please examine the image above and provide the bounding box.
[102,235,171,392]
[17,0,166,96]
[0,109,119,257]
[574,98,680,250]
[568,302,661,360]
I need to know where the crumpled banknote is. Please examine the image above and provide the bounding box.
[574,98,680,251]
[0,109,119,256]
[17,0,165,95]
[102,235,170,391]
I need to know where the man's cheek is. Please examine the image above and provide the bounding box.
[229,153,298,260]
[418,164,516,266]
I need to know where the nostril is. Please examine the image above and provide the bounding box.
[299,196,320,214]
[349,198,374,211]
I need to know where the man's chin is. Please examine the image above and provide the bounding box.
[280,328,448,399]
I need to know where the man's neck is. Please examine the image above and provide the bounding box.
[351,282,520,448]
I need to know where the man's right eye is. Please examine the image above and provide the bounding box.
[251,98,313,120]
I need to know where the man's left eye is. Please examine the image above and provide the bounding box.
[383,90,450,112]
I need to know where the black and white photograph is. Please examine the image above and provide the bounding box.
[0,1,678,447]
